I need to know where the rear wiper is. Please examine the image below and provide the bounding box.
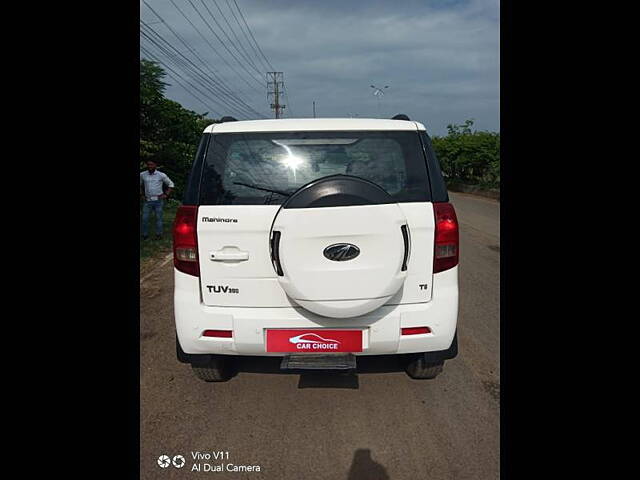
[233,182,291,197]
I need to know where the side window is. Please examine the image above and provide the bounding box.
[420,132,449,202]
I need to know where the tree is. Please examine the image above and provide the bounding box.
[140,59,218,198]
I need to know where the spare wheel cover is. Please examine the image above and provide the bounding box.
[270,175,409,318]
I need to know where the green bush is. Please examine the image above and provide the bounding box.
[431,119,500,189]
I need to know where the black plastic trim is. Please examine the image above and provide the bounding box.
[418,131,449,203]
[176,334,192,364]
[392,114,410,120]
[270,231,284,276]
[182,133,211,205]
[401,224,410,271]
[282,174,395,209]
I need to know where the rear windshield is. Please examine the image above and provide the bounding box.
[199,131,430,205]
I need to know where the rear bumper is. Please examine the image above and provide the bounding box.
[174,266,458,357]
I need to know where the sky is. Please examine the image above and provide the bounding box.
[140,0,499,136]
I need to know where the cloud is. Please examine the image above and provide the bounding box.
[141,0,499,135]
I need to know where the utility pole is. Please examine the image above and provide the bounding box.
[370,84,389,117]
[313,101,316,118]
[267,72,286,119]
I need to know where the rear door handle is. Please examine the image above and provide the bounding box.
[210,249,249,262]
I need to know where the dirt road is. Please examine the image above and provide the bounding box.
[140,191,500,479]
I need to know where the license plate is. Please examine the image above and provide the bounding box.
[266,329,363,353]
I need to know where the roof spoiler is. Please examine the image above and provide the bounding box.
[391,114,410,121]
[220,116,238,123]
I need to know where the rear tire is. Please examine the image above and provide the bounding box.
[191,357,233,382]
[405,357,444,379]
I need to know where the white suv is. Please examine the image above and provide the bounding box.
[173,116,459,381]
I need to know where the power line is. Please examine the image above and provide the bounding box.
[140,20,262,116]
[144,0,260,96]
[209,0,263,75]
[146,0,240,98]
[164,0,251,95]
[224,0,270,73]
[282,83,294,117]
[141,43,264,121]
[232,0,276,72]
[142,41,258,121]
[141,33,247,119]
[140,15,268,117]
[140,22,261,118]
[140,24,266,118]
[230,0,290,117]
[141,45,224,118]
[186,0,264,88]
[141,46,218,117]
[141,0,283,119]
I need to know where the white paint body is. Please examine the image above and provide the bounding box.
[203,118,427,134]
[175,119,457,356]
[176,202,457,356]
[175,265,458,356]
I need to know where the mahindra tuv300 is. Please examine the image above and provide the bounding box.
[173,116,459,381]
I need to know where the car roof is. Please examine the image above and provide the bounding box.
[203,118,427,133]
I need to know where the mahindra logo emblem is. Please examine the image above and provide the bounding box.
[323,243,360,261]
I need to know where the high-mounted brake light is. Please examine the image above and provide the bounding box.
[433,202,459,273]
[173,205,199,277]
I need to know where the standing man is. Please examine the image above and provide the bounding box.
[140,160,174,240]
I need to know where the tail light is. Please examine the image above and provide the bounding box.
[173,205,199,277]
[433,202,459,273]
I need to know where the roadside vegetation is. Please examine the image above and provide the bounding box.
[140,59,217,262]
[431,119,500,190]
